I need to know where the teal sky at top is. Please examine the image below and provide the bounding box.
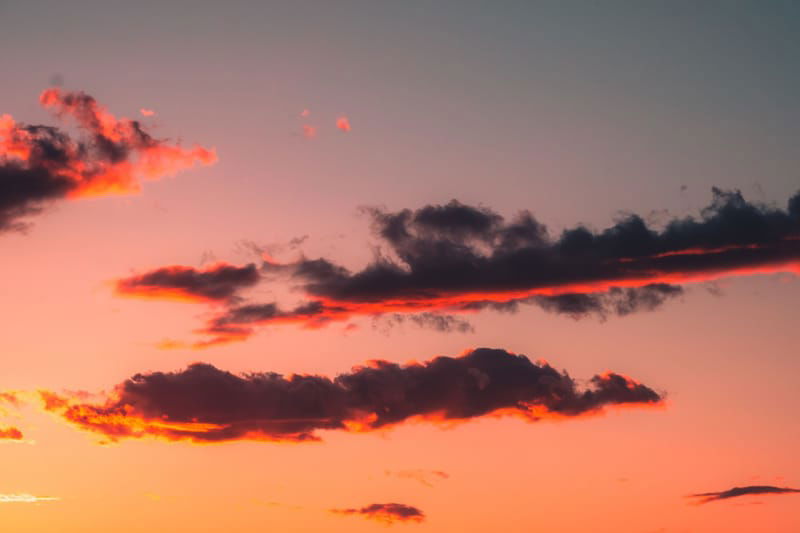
[1,0,799,252]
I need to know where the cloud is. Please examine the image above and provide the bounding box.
[114,263,260,303]
[375,313,474,334]
[688,485,800,504]
[0,426,23,440]
[139,108,156,117]
[0,88,216,232]
[336,116,351,132]
[331,503,424,524]
[302,125,317,139]
[290,189,799,312]
[117,188,798,346]
[0,494,59,503]
[40,347,662,443]
[386,469,449,487]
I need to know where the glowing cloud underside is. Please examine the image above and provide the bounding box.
[41,348,662,444]
[117,188,800,347]
[0,87,216,231]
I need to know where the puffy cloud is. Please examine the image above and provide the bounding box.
[293,190,799,310]
[0,88,216,231]
[0,427,23,440]
[117,188,798,347]
[41,348,662,443]
[331,503,424,524]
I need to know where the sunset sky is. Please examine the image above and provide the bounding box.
[2,1,799,531]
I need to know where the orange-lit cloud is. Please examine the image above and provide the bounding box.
[0,87,216,231]
[331,503,425,524]
[41,348,662,444]
[336,115,351,132]
[687,485,800,505]
[300,109,310,118]
[0,426,23,440]
[122,188,800,347]
[115,263,260,303]
[139,108,156,117]
[302,125,317,139]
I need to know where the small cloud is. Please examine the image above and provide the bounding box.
[0,494,60,503]
[331,503,425,524]
[140,108,156,117]
[386,469,449,487]
[336,115,351,132]
[303,125,317,139]
[300,109,310,118]
[0,426,24,441]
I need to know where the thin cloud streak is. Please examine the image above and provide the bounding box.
[688,485,800,504]
[0,494,60,503]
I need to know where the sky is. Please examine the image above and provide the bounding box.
[1,1,799,531]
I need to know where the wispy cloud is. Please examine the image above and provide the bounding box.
[688,485,800,504]
[385,469,449,487]
[0,494,59,503]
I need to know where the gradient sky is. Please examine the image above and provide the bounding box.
[1,1,799,531]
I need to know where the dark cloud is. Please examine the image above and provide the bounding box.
[115,263,260,303]
[375,313,474,334]
[116,188,798,347]
[331,503,425,524]
[688,485,800,504]
[531,283,684,320]
[293,190,800,307]
[0,88,215,232]
[41,348,662,443]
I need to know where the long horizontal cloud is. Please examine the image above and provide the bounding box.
[288,188,799,309]
[0,88,216,231]
[115,188,798,346]
[115,263,260,303]
[0,494,59,503]
[688,485,800,504]
[331,503,424,524]
[40,348,662,443]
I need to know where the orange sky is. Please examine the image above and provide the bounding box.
[1,2,800,532]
